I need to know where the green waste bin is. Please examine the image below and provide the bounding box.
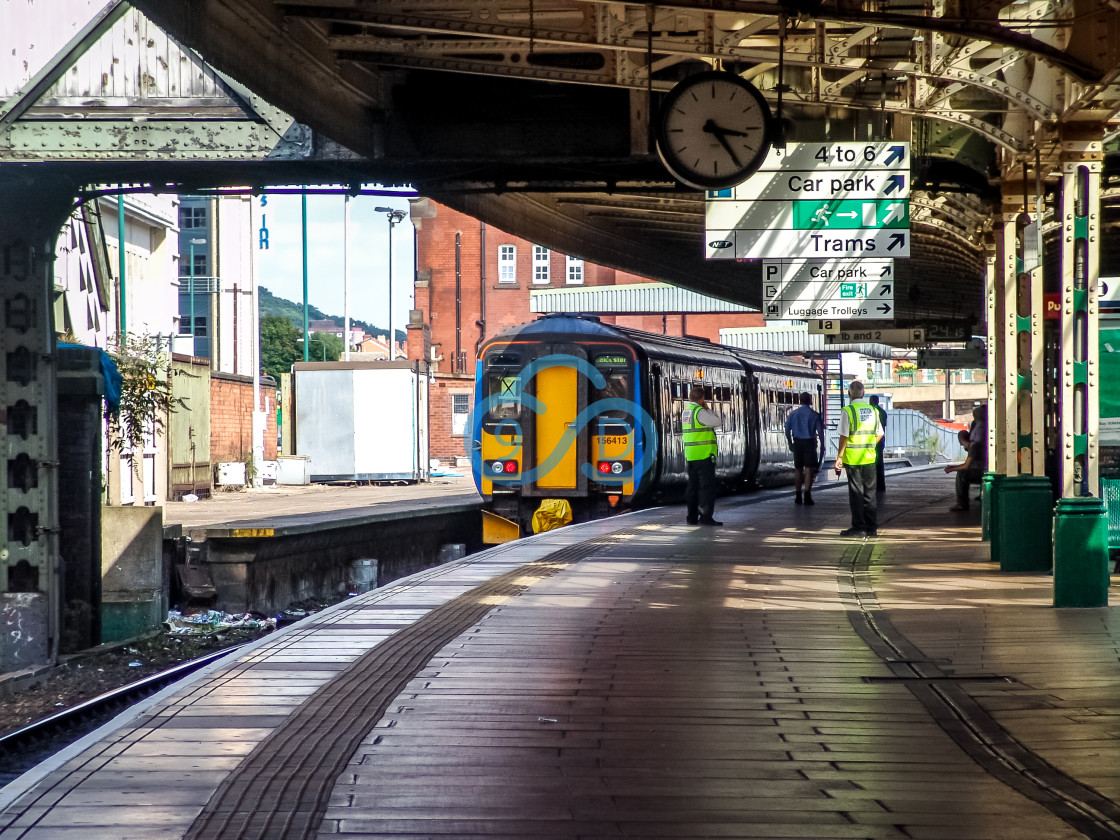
[1053,497,1109,608]
[981,472,998,544]
[995,475,1053,572]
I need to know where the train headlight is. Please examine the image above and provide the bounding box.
[597,460,630,476]
[488,459,519,476]
[504,460,518,473]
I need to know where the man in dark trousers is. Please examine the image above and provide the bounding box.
[785,391,825,505]
[945,429,985,511]
[683,384,723,526]
[834,381,885,537]
[869,394,888,492]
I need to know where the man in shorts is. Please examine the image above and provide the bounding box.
[785,391,825,505]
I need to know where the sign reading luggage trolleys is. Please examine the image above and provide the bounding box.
[705,141,910,261]
[762,258,894,321]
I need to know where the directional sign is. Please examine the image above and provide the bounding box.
[721,170,909,202]
[706,141,910,262]
[824,328,926,346]
[709,228,910,260]
[762,262,895,321]
[762,258,894,285]
[750,142,910,173]
[707,199,909,234]
[917,347,985,369]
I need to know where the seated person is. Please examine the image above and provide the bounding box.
[945,429,985,511]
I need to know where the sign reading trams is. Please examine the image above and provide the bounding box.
[705,141,910,261]
[762,259,894,321]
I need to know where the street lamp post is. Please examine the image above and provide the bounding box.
[375,207,406,358]
[188,237,205,339]
[298,337,327,361]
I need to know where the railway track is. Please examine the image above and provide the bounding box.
[0,644,245,788]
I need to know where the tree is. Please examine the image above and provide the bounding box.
[260,314,302,379]
[310,331,343,361]
[106,334,177,452]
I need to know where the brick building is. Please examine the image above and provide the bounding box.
[210,372,279,468]
[406,199,765,462]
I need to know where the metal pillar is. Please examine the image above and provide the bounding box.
[0,174,71,673]
[1053,132,1109,607]
[990,174,1051,570]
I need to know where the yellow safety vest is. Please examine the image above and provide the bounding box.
[683,403,717,461]
[841,402,880,466]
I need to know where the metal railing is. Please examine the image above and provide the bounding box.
[825,408,965,464]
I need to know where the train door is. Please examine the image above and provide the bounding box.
[531,345,585,493]
[744,372,761,476]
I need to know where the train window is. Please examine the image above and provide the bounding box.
[718,386,731,402]
[591,372,630,418]
[487,373,521,421]
[487,354,519,367]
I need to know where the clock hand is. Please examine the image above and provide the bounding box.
[703,119,742,169]
[703,119,755,138]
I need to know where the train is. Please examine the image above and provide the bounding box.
[471,314,823,538]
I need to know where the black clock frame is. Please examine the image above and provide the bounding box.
[655,70,774,191]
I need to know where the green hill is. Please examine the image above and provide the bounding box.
[258,287,401,341]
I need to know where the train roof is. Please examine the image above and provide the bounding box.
[483,314,817,378]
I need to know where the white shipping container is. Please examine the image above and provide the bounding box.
[293,360,430,482]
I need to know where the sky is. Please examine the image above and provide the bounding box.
[252,186,416,337]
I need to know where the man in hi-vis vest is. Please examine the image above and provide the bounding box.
[833,380,884,537]
[683,384,724,526]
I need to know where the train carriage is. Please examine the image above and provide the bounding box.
[473,314,822,538]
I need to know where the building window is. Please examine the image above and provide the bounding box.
[533,245,550,284]
[498,245,516,283]
[179,206,206,229]
[566,256,584,285]
[452,393,470,436]
[185,253,208,277]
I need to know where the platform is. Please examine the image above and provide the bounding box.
[3,469,1119,840]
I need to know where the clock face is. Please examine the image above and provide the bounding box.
[656,71,773,190]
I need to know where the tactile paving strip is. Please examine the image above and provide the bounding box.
[183,535,638,840]
[839,539,1120,840]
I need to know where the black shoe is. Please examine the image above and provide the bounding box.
[686,517,699,525]
[804,494,814,506]
[866,529,878,537]
[699,517,723,526]
[839,527,862,537]
[794,492,803,505]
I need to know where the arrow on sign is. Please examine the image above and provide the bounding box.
[877,304,892,315]
[879,284,893,296]
[836,211,858,220]
[888,233,907,251]
[885,174,906,195]
[880,263,893,277]
[883,203,906,224]
[765,285,779,297]
[885,145,906,166]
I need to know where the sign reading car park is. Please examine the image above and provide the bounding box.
[762,259,894,321]
[705,141,910,261]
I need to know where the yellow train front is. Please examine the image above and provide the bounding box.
[472,314,822,540]
[473,315,650,539]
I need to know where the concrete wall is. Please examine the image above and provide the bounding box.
[101,506,166,642]
[202,503,481,615]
